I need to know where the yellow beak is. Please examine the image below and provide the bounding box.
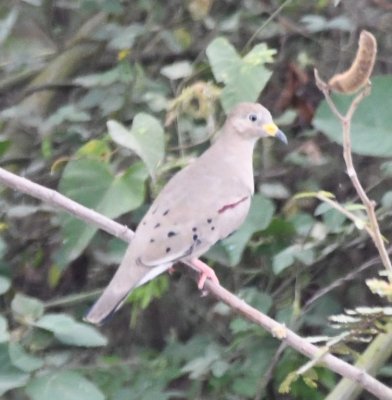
[262,122,288,144]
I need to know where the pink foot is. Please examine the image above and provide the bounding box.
[190,258,219,289]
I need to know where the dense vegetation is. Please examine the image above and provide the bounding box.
[1,1,392,399]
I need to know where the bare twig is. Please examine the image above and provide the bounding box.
[314,62,392,399]
[314,69,392,277]
[315,192,375,240]
[303,247,392,313]
[0,166,391,399]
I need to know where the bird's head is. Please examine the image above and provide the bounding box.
[227,102,287,144]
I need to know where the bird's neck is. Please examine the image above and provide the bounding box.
[212,128,257,192]
[215,127,257,161]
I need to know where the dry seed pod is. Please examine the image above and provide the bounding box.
[328,30,377,94]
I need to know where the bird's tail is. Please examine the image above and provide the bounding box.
[84,246,170,325]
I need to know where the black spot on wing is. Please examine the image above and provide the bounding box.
[163,209,170,216]
[154,223,161,229]
[167,231,177,238]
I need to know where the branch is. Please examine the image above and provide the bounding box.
[0,168,133,244]
[314,70,392,276]
[314,60,392,399]
[0,166,391,399]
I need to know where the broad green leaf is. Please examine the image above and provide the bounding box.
[322,208,347,233]
[207,194,275,266]
[273,245,315,274]
[8,343,44,372]
[206,38,276,112]
[382,191,392,209]
[0,344,29,396]
[313,76,392,157]
[107,113,165,179]
[35,314,107,347]
[0,276,11,295]
[181,344,221,379]
[295,247,315,266]
[57,159,147,266]
[206,37,241,84]
[273,246,295,275]
[381,161,392,178]
[11,293,44,323]
[43,105,90,130]
[74,63,133,87]
[26,370,104,400]
[0,7,18,45]
[0,316,9,342]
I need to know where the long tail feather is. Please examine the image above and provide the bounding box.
[84,247,170,325]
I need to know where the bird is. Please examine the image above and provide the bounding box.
[85,102,287,325]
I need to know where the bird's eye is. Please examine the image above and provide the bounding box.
[248,113,258,122]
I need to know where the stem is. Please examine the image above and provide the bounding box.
[314,70,392,277]
[0,166,391,399]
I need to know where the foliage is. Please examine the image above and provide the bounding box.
[0,1,392,399]
[314,76,392,157]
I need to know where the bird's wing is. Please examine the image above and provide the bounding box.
[132,164,252,267]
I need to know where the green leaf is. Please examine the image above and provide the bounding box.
[208,194,275,266]
[273,245,315,274]
[107,113,165,179]
[35,314,107,347]
[0,276,11,295]
[74,63,133,87]
[313,76,392,157]
[206,37,276,112]
[206,37,241,84]
[322,208,347,233]
[11,293,44,323]
[181,344,221,379]
[43,105,91,130]
[382,191,392,209]
[57,159,147,266]
[273,246,295,275]
[0,316,9,343]
[0,7,18,45]
[8,343,44,372]
[0,343,29,396]
[26,370,104,400]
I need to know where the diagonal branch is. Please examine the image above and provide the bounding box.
[0,166,391,399]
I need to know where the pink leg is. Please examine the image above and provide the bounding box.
[190,258,220,289]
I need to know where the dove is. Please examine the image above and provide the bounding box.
[85,102,287,325]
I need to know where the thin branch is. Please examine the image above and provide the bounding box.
[314,66,392,399]
[314,69,392,277]
[0,166,391,399]
[315,192,375,240]
[0,168,133,243]
[303,248,392,313]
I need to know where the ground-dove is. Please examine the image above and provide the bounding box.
[85,102,287,324]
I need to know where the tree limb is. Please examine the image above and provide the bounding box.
[0,166,391,399]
